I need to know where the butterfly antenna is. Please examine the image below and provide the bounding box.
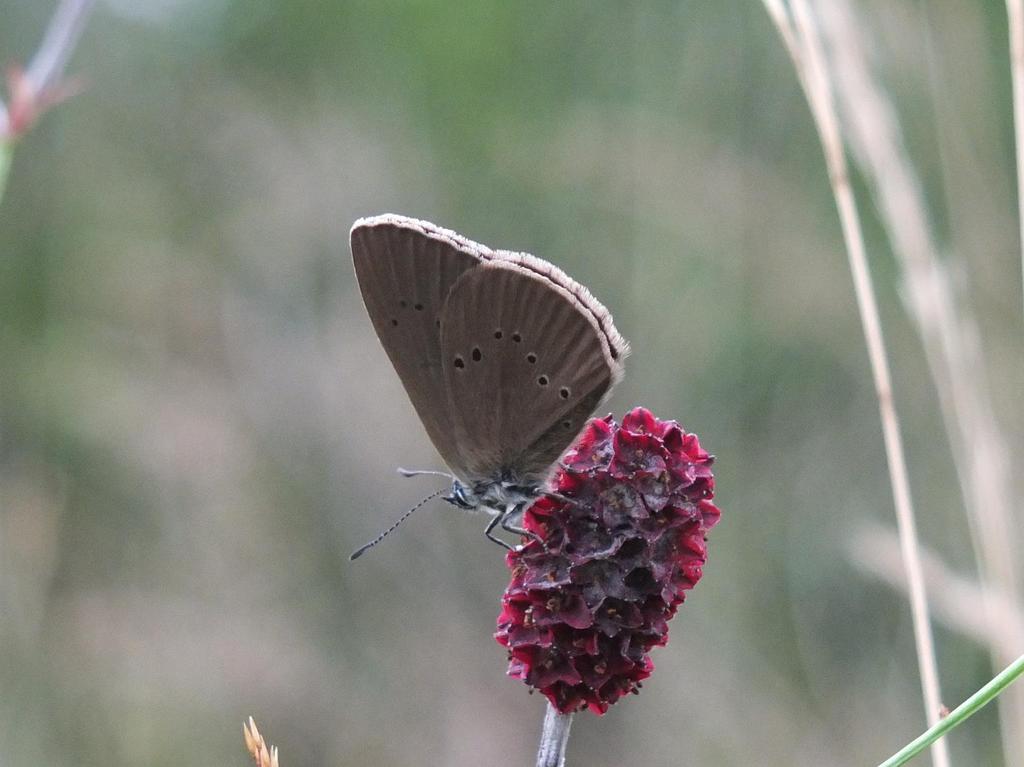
[349,487,448,561]
[397,467,455,480]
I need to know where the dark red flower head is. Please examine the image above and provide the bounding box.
[495,407,721,715]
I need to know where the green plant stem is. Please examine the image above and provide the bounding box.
[0,141,12,207]
[878,653,1024,767]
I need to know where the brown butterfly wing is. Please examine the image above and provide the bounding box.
[438,259,626,484]
[350,215,491,476]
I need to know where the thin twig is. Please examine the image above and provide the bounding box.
[25,0,96,93]
[0,0,95,208]
[536,703,574,767]
[0,0,95,144]
[760,4,949,766]
[1009,0,1024,314]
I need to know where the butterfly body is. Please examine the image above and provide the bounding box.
[349,214,627,555]
[445,472,537,512]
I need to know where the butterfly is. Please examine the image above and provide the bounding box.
[349,214,628,558]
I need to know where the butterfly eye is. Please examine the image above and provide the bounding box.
[559,387,570,399]
[399,300,408,308]
[390,319,398,327]
[526,353,537,364]
[454,356,465,369]
[472,347,482,362]
[512,332,522,343]
[538,375,549,386]
[414,303,424,311]
[494,330,503,339]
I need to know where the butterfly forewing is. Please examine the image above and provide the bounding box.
[439,260,622,483]
[351,215,489,475]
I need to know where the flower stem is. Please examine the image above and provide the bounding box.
[536,703,573,767]
[878,653,1024,767]
[0,141,12,208]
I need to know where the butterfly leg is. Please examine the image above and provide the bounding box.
[542,490,578,507]
[500,502,546,548]
[484,513,515,551]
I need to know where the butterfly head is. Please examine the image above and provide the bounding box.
[443,480,477,510]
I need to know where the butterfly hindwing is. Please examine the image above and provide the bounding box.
[439,260,623,483]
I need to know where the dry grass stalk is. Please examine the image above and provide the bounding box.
[1008,0,1024,311]
[817,2,1024,762]
[243,717,280,767]
[850,522,1024,662]
[760,3,950,766]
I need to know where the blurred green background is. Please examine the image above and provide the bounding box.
[1,1,1022,765]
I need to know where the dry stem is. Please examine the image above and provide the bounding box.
[817,2,1024,762]
[1008,0,1024,313]
[243,717,280,767]
[761,3,949,766]
[25,0,96,94]
[0,0,95,139]
[850,522,1024,661]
